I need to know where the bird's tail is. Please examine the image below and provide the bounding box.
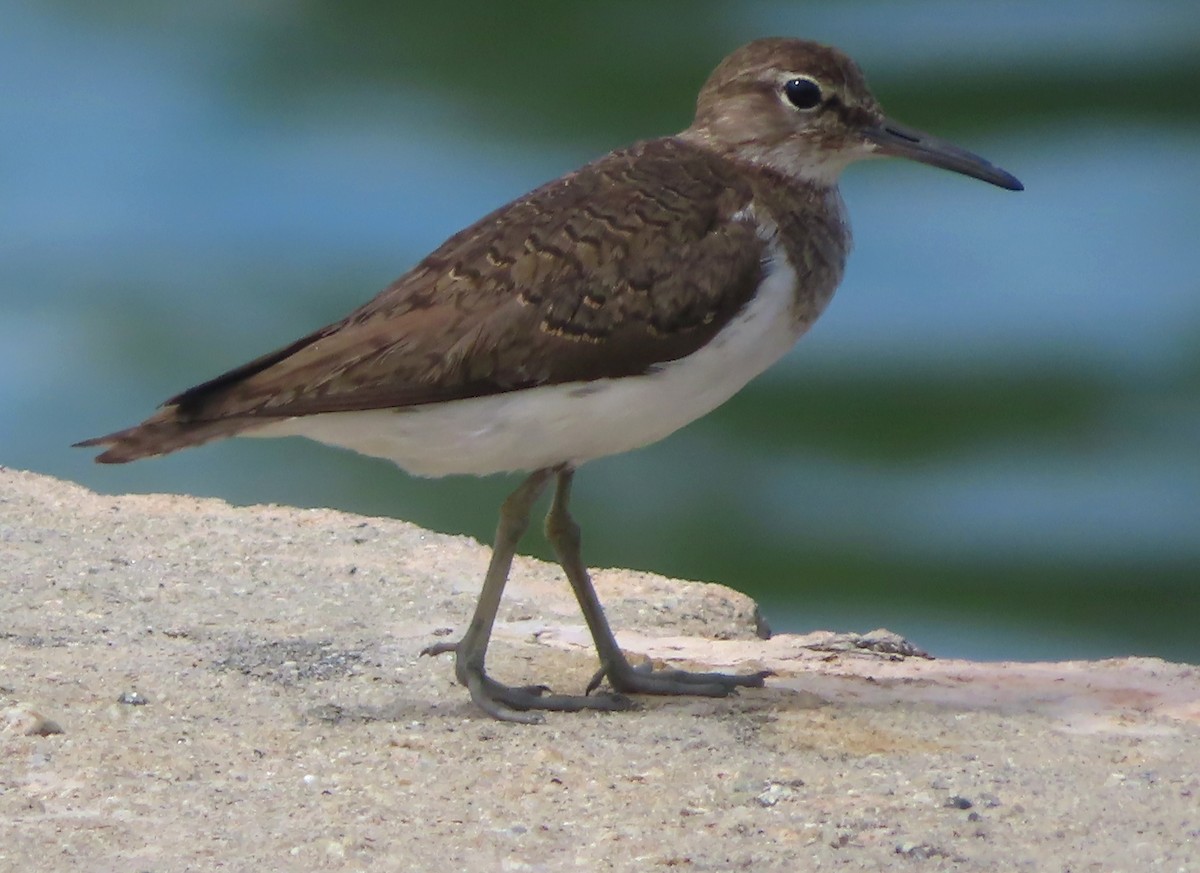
[73,408,262,464]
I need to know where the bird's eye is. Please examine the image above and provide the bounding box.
[783,77,823,110]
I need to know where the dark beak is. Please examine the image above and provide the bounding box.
[865,118,1023,191]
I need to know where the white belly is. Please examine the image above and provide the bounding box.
[246,251,830,477]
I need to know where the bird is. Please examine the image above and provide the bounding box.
[76,38,1022,723]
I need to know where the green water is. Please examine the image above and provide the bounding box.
[3,1,1198,661]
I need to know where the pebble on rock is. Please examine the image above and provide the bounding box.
[2,703,64,736]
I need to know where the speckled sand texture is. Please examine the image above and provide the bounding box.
[2,467,1197,871]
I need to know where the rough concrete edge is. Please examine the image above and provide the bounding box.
[3,465,1198,734]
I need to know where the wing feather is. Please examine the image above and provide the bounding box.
[78,137,767,461]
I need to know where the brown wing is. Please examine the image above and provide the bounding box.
[77,137,765,462]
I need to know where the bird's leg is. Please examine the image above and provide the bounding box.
[428,468,632,723]
[545,467,771,698]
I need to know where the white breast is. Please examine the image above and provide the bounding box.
[247,237,834,477]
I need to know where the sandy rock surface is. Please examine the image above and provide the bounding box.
[2,467,1197,871]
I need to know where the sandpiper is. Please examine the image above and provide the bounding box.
[77,38,1022,722]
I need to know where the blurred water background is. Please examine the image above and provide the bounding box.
[3,1,1197,662]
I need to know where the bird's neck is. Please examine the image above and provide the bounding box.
[748,170,852,314]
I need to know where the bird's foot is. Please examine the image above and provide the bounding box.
[588,657,772,698]
[421,639,633,723]
[419,640,458,658]
[465,670,634,724]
